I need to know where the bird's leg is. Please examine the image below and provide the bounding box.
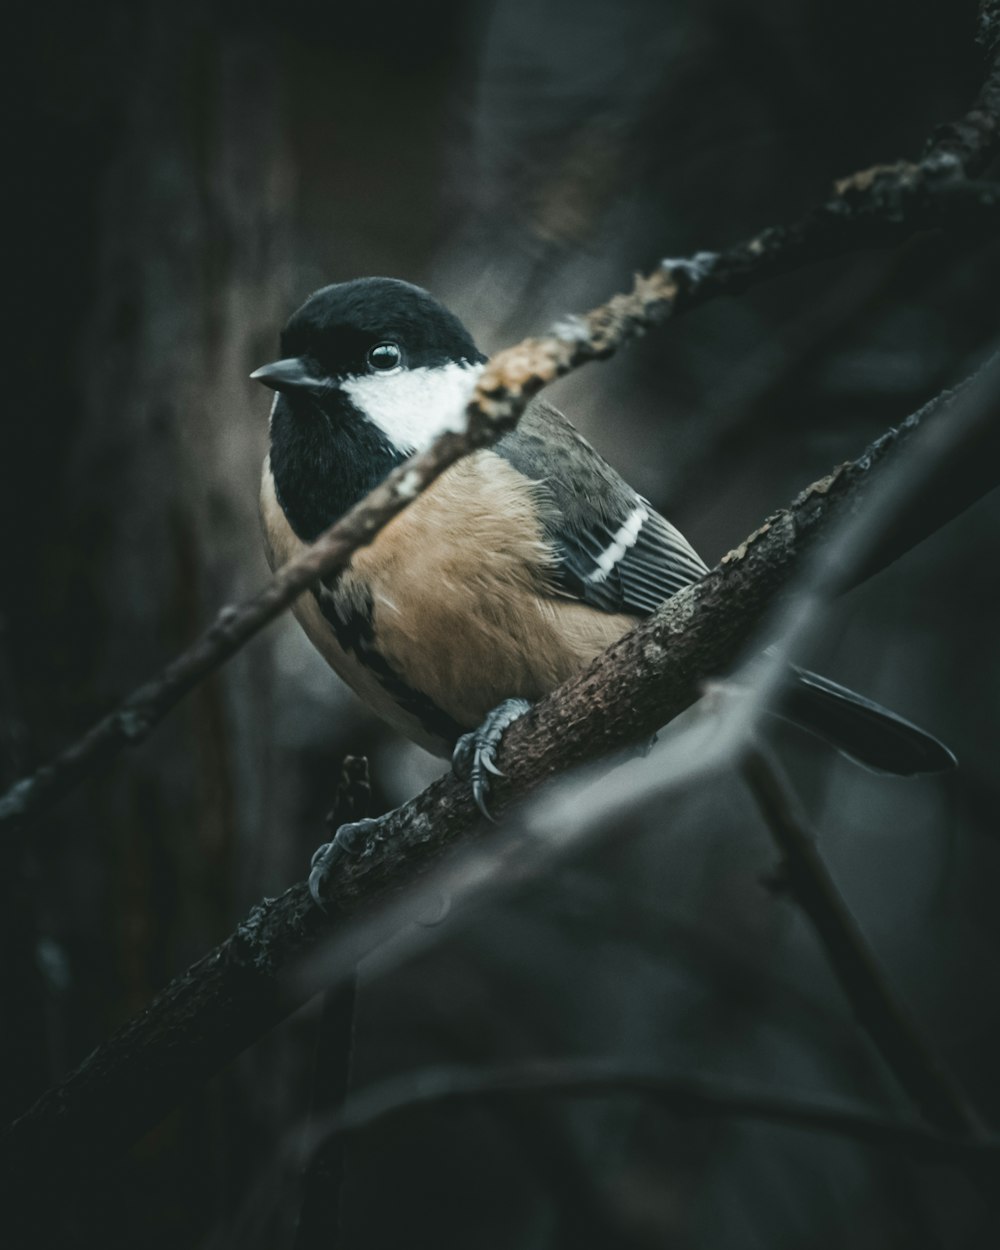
[309,817,380,908]
[451,697,532,820]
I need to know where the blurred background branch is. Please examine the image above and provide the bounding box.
[301,1058,1000,1165]
[742,748,984,1139]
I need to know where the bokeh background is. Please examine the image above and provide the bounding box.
[4,0,999,1246]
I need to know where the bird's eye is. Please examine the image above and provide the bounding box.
[367,342,402,372]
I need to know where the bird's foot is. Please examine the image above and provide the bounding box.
[451,698,532,820]
[308,817,380,910]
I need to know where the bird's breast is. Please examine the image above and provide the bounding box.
[260,451,636,753]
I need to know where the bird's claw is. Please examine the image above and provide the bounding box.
[308,817,380,910]
[481,753,504,778]
[451,698,532,820]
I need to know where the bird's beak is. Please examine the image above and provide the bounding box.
[250,357,329,396]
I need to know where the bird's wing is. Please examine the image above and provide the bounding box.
[495,399,708,617]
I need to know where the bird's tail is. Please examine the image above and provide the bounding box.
[777,667,957,776]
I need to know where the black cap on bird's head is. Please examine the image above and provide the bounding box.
[251,277,483,402]
[254,277,486,541]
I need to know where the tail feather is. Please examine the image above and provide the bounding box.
[778,667,957,776]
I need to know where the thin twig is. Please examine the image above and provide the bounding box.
[299,1059,1000,1165]
[294,758,369,1250]
[741,748,986,1142]
[1,4,997,833]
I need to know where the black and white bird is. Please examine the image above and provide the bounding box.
[253,277,954,863]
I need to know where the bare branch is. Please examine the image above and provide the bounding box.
[3,354,997,1221]
[324,354,999,915]
[1,6,998,833]
[293,757,368,1250]
[301,1059,1000,1165]
[741,748,986,1142]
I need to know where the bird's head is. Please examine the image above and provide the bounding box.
[253,277,485,539]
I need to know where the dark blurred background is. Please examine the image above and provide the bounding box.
[4,0,999,1246]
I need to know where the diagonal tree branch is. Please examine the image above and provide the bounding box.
[3,352,998,1225]
[321,354,1000,913]
[741,748,986,1141]
[1,3,998,834]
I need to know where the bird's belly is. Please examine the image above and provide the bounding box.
[360,570,635,729]
[261,451,637,754]
[348,451,637,732]
[294,589,460,756]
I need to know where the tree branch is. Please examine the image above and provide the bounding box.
[1,2,997,833]
[323,354,999,914]
[293,758,368,1250]
[300,1059,1000,1166]
[3,353,998,1223]
[741,748,986,1141]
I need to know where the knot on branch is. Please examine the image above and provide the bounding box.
[791,464,852,506]
[658,253,717,309]
[470,338,570,435]
[719,512,792,567]
[230,896,284,974]
[208,605,240,645]
[230,887,320,975]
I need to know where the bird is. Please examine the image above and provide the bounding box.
[253,277,955,890]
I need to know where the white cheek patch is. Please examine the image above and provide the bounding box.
[341,361,485,453]
[586,503,648,584]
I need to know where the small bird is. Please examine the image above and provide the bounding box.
[253,277,954,847]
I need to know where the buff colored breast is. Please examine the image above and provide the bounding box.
[260,450,638,756]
